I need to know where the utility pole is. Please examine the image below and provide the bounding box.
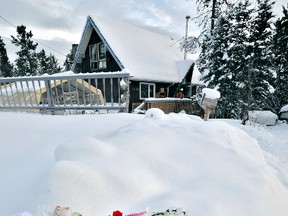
[211,0,217,31]
[184,15,190,60]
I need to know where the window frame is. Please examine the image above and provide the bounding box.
[89,42,107,71]
[139,82,156,100]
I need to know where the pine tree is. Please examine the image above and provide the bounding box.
[0,36,13,77]
[37,49,62,75]
[37,49,48,75]
[199,0,254,119]
[199,14,239,118]
[195,0,234,30]
[183,0,235,54]
[11,25,38,76]
[46,53,62,75]
[239,0,275,122]
[272,5,288,112]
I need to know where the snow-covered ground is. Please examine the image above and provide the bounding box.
[0,109,288,216]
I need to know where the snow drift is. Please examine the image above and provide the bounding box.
[0,109,288,216]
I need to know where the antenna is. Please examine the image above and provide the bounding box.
[184,15,190,60]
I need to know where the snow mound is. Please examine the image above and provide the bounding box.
[1,112,288,216]
[280,104,288,112]
[54,136,115,161]
[248,110,278,126]
[144,108,168,120]
[39,115,288,216]
[12,212,33,216]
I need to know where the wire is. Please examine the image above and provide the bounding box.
[0,15,67,61]
[0,15,17,28]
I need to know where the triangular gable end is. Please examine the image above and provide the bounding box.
[72,16,124,72]
[72,15,194,83]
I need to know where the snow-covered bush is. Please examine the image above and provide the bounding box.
[248,110,278,126]
[279,104,288,122]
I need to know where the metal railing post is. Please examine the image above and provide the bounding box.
[44,80,53,109]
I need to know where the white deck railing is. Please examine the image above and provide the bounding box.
[0,72,129,114]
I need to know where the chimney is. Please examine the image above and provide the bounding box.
[71,44,78,60]
[184,15,190,60]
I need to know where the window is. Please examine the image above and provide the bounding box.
[89,42,107,71]
[140,82,155,99]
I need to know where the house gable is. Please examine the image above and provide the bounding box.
[73,16,124,73]
[73,16,189,83]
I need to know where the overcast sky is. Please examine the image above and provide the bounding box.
[0,0,287,65]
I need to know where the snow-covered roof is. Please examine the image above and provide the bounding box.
[74,16,196,83]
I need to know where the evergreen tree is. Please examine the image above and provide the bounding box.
[11,25,38,76]
[37,49,48,75]
[199,0,254,119]
[46,53,62,75]
[195,0,233,30]
[37,49,62,75]
[183,0,235,54]
[199,14,239,118]
[272,5,288,112]
[0,36,13,77]
[64,44,77,71]
[239,0,275,122]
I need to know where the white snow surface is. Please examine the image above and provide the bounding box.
[1,109,288,216]
[202,88,221,99]
[280,104,288,112]
[248,110,278,126]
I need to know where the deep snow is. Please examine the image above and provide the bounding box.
[0,109,288,216]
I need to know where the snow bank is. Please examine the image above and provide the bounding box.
[202,88,221,99]
[280,104,288,112]
[1,111,288,216]
[248,110,278,126]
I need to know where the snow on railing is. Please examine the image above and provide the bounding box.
[0,71,129,114]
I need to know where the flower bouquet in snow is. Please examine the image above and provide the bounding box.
[149,208,187,216]
[112,208,187,216]
[49,206,82,216]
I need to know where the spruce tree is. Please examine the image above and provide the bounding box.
[37,49,62,75]
[46,53,62,75]
[199,14,238,118]
[239,0,275,122]
[199,0,254,119]
[37,49,48,75]
[11,25,38,76]
[64,51,73,71]
[0,37,13,77]
[272,5,288,112]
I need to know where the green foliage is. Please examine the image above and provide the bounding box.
[0,37,13,77]
[10,25,62,76]
[37,49,62,75]
[198,0,278,121]
[271,5,288,112]
[11,25,38,76]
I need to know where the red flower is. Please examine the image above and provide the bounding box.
[113,210,123,216]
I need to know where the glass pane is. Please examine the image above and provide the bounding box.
[149,84,154,97]
[98,60,107,69]
[89,44,97,61]
[141,83,148,98]
[98,43,106,60]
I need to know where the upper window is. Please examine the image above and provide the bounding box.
[140,82,155,99]
[89,42,107,71]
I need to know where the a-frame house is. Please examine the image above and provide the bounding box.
[72,15,200,112]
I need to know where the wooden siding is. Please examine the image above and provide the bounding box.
[129,81,179,111]
[75,30,121,73]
